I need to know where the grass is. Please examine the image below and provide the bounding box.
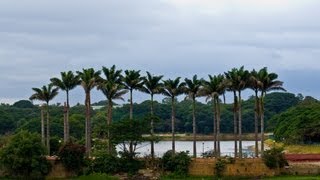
[74,173,119,180]
[265,139,320,154]
[161,175,320,180]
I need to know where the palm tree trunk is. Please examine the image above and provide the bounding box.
[260,92,265,153]
[66,90,70,141]
[107,99,113,154]
[63,102,67,143]
[171,96,175,154]
[129,89,133,154]
[233,91,238,158]
[217,98,221,157]
[46,103,50,155]
[238,91,243,159]
[254,90,259,157]
[85,92,91,157]
[192,97,197,158]
[41,104,45,146]
[150,94,155,159]
[213,97,217,157]
[130,89,133,119]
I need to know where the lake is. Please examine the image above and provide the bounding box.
[117,141,255,157]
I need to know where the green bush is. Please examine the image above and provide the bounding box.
[118,151,143,174]
[161,150,191,175]
[214,156,234,177]
[0,131,51,178]
[262,147,288,169]
[58,141,86,174]
[89,152,120,174]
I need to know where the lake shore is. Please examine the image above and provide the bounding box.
[147,133,270,141]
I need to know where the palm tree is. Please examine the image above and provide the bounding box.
[225,66,249,158]
[258,67,285,153]
[141,72,163,159]
[225,68,239,158]
[123,69,144,154]
[163,77,185,154]
[77,68,101,157]
[200,74,225,157]
[50,71,80,142]
[123,70,144,119]
[99,65,128,154]
[184,75,202,158]
[249,69,261,157]
[30,84,59,155]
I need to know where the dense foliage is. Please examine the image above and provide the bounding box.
[0,131,51,178]
[262,147,288,169]
[271,98,320,144]
[0,92,301,142]
[58,141,86,174]
[161,150,192,175]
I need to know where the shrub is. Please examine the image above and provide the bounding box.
[214,156,234,177]
[58,141,86,174]
[119,151,143,174]
[0,131,51,178]
[161,150,191,175]
[262,147,288,169]
[89,152,120,174]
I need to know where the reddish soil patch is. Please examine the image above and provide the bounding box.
[285,154,320,162]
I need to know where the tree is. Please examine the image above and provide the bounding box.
[77,68,101,157]
[98,65,128,154]
[0,131,51,178]
[12,100,34,108]
[30,84,59,155]
[200,74,226,157]
[163,77,185,154]
[225,68,239,158]
[184,75,202,158]
[249,69,261,157]
[50,71,80,142]
[141,72,163,159]
[123,70,144,119]
[257,67,285,152]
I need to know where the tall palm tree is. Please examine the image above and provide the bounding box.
[184,75,202,158]
[123,69,144,153]
[123,70,144,119]
[225,68,239,158]
[141,72,163,159]
[99,65,128,154]
[77,68,101,157]
[163,77,185,154]
[249,69,261,157]
[225,66,249,158]
[30,84,59,155]
[258,67,285,153]
[235,67,250,159]
[50,71,80,142]
[200,74,225,157]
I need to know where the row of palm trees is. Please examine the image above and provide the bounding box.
[30,65,285,158]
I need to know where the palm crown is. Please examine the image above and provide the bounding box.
[29,84,59,104]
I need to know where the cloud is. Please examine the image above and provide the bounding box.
[0,0,320,104]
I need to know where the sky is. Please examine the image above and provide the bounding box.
[0,0,320,105]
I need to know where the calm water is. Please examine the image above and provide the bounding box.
[117,141,255,157]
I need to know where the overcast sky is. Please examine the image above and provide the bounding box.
[1,0,320,105]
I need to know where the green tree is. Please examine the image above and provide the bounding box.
[77,68,101,157]
[184,75,202,158]
[163,77,185,154]
[0,131,51,178]
[257,67,285,152]
[98,65,128,154]
[50,71,80,142]
[200,74,226,157]
[12,100,34,108]
[30,84,59,155]
[123,70,144,119]
[141,71,163,159]
[249,69,261,157]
